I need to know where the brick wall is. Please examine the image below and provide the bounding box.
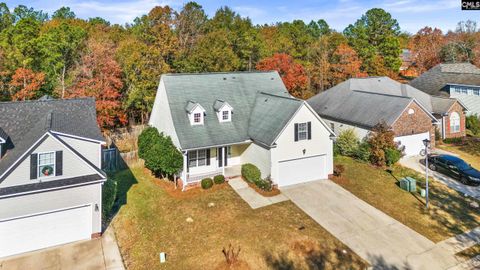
[391,101,436,146]
[444,102,466,138]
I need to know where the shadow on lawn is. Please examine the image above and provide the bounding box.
[264,246,367,270]
[103,161,138,230]
[388,163,479,238]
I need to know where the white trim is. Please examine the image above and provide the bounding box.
[50,131,105,144]
[270,102,336,147]
[48,132,105,178]
[0,179,105,199]
[0,138,5,144]
[0,133,50,181]
[37,151,56,179]
[182,140,252,151]
[391,99,439,127]
[0,203,92,222]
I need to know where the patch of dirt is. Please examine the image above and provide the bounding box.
[214,260,251,270]
[330,175,350,185]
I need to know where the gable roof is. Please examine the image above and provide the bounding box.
[248,92,303,146]
[0,98,104,177]
[213,99,232,112]
[157,71,303,150]
[410,63,480,96]
[308,78,438,129]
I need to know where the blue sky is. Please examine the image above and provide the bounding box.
[4,0,475,33]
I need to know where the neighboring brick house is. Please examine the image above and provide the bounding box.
[308,77,447,156]
[410,63,479,116]
[443,102,466,138]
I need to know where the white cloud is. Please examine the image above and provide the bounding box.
[380,0,458,12]
[36,0,182,24]
[233,6,266,20]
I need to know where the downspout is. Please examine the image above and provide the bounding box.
[442,115,446,139]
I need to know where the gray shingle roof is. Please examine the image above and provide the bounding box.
[161,71,293,149]
[410,63,480,96]
[308,82,414,129]
[0,174,104,197]
[248,92,302,146]
[0,98,104,176]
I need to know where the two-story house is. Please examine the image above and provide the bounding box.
[410,63,478,117]
[0,98,106,258]
[149,71,335,190]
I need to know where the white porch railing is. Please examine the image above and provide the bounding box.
[185,169,223,184]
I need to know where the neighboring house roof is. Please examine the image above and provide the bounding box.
[308,77,438,129]
[248,92,303,146]
[0,98,105,177]
[327,77,465,114]
[158,71,304,150]
[410,63,480,96]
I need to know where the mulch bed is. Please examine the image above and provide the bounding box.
[244,179,281,197]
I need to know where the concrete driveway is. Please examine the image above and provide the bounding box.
[0,227,124,270]
[281,180,461,269]
[400,155,480,200]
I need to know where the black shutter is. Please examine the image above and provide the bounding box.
[55,151,63,176]
[294,123,299,142]
[206,149,211,165]
[30,153,38,179]
[218,148,223,167]
[307,122,312,140]
[224,147,228,166]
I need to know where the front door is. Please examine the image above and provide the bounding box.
[217,147,228,168]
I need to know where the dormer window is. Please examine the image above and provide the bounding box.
[213,99,233,123]
[194,113,202,123]
[222,110,230,121]
[186,101,205,126]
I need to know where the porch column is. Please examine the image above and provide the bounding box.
[182,151,188,191]
[222,147,226,176]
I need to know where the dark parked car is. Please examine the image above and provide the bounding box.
[427,154,480,186]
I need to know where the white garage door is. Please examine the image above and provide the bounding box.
[278,154,327,187]
[0,205,92,258]
[394,132,429,157]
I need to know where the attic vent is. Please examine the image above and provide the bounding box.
[223,77,227,80]
[271,78,274,80]
[232,76,236,79]
[264,98,268,102]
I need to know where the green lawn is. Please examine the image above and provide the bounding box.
[332,156,480,243]
[111,163,367,270]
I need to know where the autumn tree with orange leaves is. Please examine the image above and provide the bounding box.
[256,53,311,98]
[9,68,45,101]
[331,43,367,84]
[408,27,445,74]
[68,39,127,129]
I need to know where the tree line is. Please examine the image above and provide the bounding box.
[0,3,478,130]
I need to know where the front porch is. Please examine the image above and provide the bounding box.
[181,143,248,190]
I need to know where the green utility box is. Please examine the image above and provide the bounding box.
[405,177,416,192]
[399,177,417,192]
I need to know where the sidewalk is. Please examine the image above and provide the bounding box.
[228,177,288,209]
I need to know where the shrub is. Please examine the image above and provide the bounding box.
[385,148,401,166]
[466,114,480,135]
[333,164,345,177]
[354,141,371,161]
[255,177,272,191]
[443,137,463,144]
[336,129,360,157]
[241,163,261,183]
[138,127,160,159]
[213,174,225,184]
[333,143,340,157]
[368,122,397,166]
[201,178,213,189]
[102,177,117,219]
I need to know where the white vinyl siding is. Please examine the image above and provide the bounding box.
[0,135,99,188]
